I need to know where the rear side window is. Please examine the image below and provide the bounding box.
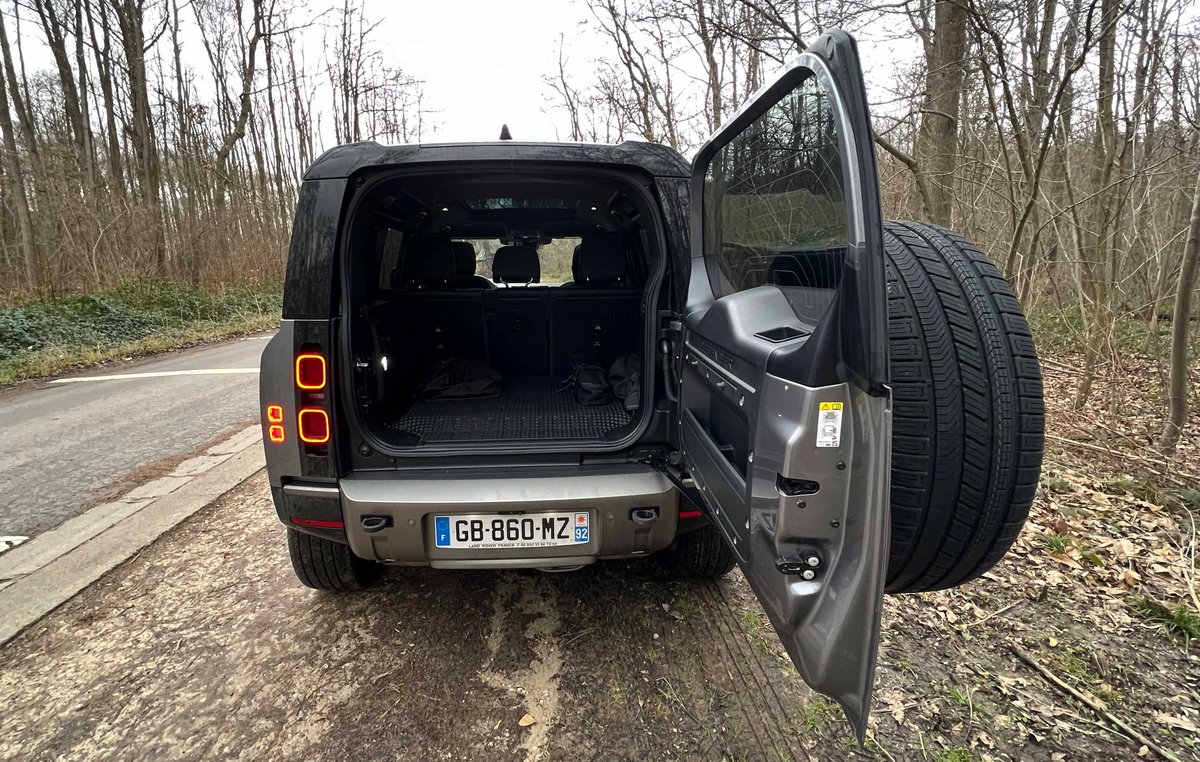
[703,73,848,319]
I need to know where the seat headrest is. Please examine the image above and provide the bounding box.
[492,245,540,285]
[452,241,478,279]
[578,232,626,286]
[406,236,455,287]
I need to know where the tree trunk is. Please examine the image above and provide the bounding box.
[1156,169,1200,454]
[0,45,35,292]
[111,0,165,271]
[910,0,967,225]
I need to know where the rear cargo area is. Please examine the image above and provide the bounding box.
[343,167,659,450]
[388,377,632,443]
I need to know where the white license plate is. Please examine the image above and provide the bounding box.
[433,512,590,549]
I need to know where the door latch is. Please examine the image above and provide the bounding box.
[777,475,820,496]
[776,554,821,579]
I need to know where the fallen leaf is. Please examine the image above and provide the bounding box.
[1050,553,1083,570]
[519,713,537,727]
[1155,712,1200,733]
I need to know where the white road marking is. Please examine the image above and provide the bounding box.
[49,368,260,384]
[0,536,29,555]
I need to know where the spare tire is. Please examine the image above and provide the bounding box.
[883,222,1044,594]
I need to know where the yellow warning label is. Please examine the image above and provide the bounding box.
[816,402,843,447]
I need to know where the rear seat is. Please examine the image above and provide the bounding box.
[386,236,488,369]
[549,232,641,374]
[486,245,550,375]
[374,235,641,380]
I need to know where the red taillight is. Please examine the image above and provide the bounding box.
[265,405,286,443]
[298,407,330,444]
[295,353,327,390]
[679,510,703,519]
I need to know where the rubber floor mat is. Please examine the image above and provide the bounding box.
[388,377,632,443]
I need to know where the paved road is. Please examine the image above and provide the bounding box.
[0,335,271,539]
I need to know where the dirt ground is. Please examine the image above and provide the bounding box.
[2,357,1199,761]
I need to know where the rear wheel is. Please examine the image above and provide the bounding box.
[656,524,737,579]
[883,222,1044,593]
[287,529,382,591]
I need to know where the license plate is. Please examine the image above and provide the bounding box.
[433,512,590,549]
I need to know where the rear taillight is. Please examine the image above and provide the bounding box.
[294,349,330,453]
[295,353,327,390]
[298,407,330,444]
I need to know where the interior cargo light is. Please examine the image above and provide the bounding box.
[266,404,284,423]
[268,424,286,443]
[295,353,327,390]
[298,407,330,444]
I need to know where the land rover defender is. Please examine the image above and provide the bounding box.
[259,30,1044,737]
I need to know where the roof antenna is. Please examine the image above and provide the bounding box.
[499,124,513,140]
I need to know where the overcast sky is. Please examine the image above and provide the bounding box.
[351,0,919,146]
[362,0,601,143]
[15,0,921,150]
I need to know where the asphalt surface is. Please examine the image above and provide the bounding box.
[0,336,270,539]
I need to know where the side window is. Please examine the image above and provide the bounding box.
[703,72,848,322]
[538,237,581,284]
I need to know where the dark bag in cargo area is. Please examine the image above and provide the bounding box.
[419,358,502,401]
[608,354,641,411]
[557,359,613,406]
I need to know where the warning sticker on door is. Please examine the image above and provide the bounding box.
[816,402,844,448]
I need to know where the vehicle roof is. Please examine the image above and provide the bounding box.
[303,140,691,181]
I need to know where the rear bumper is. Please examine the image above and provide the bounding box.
[276,466,680,568]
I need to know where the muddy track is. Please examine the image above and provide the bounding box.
[0,473,826,761]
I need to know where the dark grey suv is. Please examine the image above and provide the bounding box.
[259,30,1044,737]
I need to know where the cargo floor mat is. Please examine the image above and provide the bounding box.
[387,377,632,443]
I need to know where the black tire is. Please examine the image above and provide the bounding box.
[656,524,737,579]
[287,529,382,592]
[883,221,1044,594]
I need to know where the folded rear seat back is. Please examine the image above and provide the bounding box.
[549,232,641,375]
[488,244,550,375]
[393,235,488,371]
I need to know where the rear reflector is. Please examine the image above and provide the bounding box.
[266,404,284,423]
[268,424,285,443]
[295,353,327,390]
[289,517,344,529]
[678,510,703,519]
[298,407,330,444]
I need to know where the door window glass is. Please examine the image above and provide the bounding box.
[703,73,849,317]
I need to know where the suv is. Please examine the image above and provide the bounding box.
[260,30,1043,738]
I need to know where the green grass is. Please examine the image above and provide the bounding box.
[1041,533,1071,554]
[0,279,281,385]
[1129,596,1200,644]
[797,698,837,732]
